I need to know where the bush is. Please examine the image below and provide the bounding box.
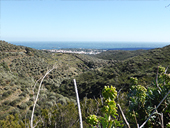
[2,91,12,98]
[18,103,28,110]
[10,99,21,106]
[26,101,32,106]
[19,92,27,97]
[9,108,20,115]
[2,100,10,105]
[49,96,56,100]
[4,86,10,90]
[45,101,53,108]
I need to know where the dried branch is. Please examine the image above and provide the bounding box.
[117,104,130,128]
[30,66,56,128]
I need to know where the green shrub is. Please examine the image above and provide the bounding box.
[2,91,12,98]
[9,108,20,115]
[10,98,21,106]
[18,103,28,110]
[45,101,53,108]
[19,92,27,97]
[26,101,32,106]
[2,100,10,105]
[4,86,10,90]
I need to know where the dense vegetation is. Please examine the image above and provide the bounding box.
[0,40,169,127]
[91,49,148,60]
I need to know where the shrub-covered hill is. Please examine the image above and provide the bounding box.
[91,49,148,60]
[0,41,108,120]
[59,44,170,99]
[0,40,26,52]
[0,40,170,125]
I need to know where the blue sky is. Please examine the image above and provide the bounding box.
[0,0,170,43]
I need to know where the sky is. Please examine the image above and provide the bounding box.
[0,0,170,43]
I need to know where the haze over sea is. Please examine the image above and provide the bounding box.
[9,42,170,51]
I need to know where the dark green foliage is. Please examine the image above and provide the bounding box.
[19,92,27,97]
[10,98,21,106]
[25,101,32,106]
[2,91,12,98]
[0,114,24,128]
[127,67,170,127]
[74,54,109,69]
[91,49,148,60]
[0,40,25,52]
[0,62,9,71]
[9,108,20,115]
[18,103,28,110]
[2,100,10,106]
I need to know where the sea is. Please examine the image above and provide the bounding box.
[9,41,170,51]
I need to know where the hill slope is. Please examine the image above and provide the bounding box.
[91,49,148,60]
[0,41,98,119]
[59,45,170,99]
[0,40,170,122]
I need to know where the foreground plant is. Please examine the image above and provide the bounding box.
[87,85,122,128]
[128,65,170,127]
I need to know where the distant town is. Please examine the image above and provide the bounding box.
[45,49,106,55]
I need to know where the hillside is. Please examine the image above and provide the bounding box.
[59,45,170,99]
[0,40,170,127]
[0,40,99,120]
[91,49,149,60]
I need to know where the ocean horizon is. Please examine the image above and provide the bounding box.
[9,41,170,51]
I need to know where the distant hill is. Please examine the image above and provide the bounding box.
[91,49,149,60]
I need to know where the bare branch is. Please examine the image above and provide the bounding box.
[164,66,169,74]
[30,66,56,128]
[117,104,130,128]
